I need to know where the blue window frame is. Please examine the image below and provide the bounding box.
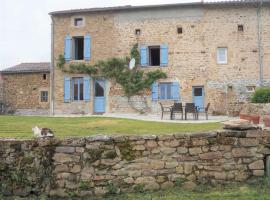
[72,78,84,101]
[159,83,173,100]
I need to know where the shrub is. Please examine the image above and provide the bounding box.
[251,87,270,103]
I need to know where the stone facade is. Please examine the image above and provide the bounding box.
[51,3,270,115]
[227,102,270,116]
[1,73,50,115]
[1,129,270,197]
[0,73,3,103]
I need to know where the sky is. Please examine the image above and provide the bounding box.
[0,0,212,70]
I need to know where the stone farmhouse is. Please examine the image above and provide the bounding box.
[49,0,270,116]
[0,63,50,115]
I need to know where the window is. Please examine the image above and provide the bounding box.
[159,83,173,100]
[246,86,256,93]
[177,27,183,34]
[41,91,48,102]
[43,74,47,80]
[149,46,160,66]
[217,47,228,64]
[238,25,244,32]
[74,18,83,27]
[135,29,141,36]
[72,78,84,101]
[73,37,84,60]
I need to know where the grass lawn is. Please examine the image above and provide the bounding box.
[0,115,221,139]
[2,181,270,200]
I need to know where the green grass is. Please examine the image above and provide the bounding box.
[2,182,270,200]
[0,115,221,139]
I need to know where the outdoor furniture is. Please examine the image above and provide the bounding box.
[171,103,184,120]
[159,102,173,120]
[185,103,199,120]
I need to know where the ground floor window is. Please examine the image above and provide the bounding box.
[72,78,84,101]
[159,83,173,100]
[40,91,48,102]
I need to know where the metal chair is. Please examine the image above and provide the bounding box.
[204,103,210,120]
[159,102,173,120]
[185,103,199,120]
[171,103,183,120]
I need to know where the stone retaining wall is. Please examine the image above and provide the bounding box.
[1,130,270,198]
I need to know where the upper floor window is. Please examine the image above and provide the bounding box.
[140,44,168,67]
[43,74,47,80]
[74,18,83,27]
[73,37,84,60]
[72,78,84,101]
[217,47,228,64]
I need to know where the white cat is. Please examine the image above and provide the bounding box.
[32,126,54,138]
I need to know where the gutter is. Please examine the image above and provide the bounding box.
[50,16,55,116]
[257,0,264,86]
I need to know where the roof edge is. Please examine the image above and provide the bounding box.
[49,1,268,16]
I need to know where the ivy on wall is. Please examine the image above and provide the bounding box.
[57,44,167,98]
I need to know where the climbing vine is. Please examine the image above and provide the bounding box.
[57,43,167,98]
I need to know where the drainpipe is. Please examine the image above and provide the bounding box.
[50,16,55,116]
[257,0,264,86]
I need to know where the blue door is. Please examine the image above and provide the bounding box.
[94,79,106,113]
[193,87,204,112]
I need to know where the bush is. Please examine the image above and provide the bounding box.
[251,87,270,103]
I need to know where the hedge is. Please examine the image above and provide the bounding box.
[251,87,270,103]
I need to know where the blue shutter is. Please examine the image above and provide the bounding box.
[64,35,72,61]
[152,83,159,101]
[140,45,148,67]
[64,77,71,102]
[83,76,91,102]
[172,82,180,101]
[84,35,91,61]
[160,44,168,66]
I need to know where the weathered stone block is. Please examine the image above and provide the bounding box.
[189,147,202,155]
[253,170,264,176]
[177,147,188,154]
[55,146,75,153]
[53,153,80,163]
[239,138,259,147]
[248,160,264,170]
[199,152,222,160]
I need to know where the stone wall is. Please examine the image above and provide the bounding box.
[52,4,270,115]
[1,130,270,198]
[0,73,3,103]
[227,103,270,116]
[1,73,50,115]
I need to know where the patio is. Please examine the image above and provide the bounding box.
[95,113,233,123]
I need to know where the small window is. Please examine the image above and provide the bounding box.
[217,47,228,64]
[177,27,183,34]
[74,18,83,27]
[73,37,84,60]
[194,88,203,96]
[149,46,160,66]
[41,91,48,102]
[238,25,244,32]
[135,29,141,36]
[246,86,256,93]
[43,74,47,80]
[72,78,84,101]
[159,83,173,100]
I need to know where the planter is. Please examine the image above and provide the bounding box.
[262,116,270,127]
[239,113,260,124]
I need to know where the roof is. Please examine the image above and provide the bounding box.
[49,0,270,15]
[1,62,50,74]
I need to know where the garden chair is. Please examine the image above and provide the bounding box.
[171,103,183,120]
[159,102,173,120]
[204,103,210,120]
[185,103,199,120]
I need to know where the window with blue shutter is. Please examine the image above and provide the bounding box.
[83,77,91,101]
[140,45,148,67]
[160,44,168,66]
[172,82,180,100]
[84,35,91,61]
[152,83,158,101]
[64,77,71,102]
[64,35,72,61]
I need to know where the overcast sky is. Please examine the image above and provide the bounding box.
[0,0,208,70]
